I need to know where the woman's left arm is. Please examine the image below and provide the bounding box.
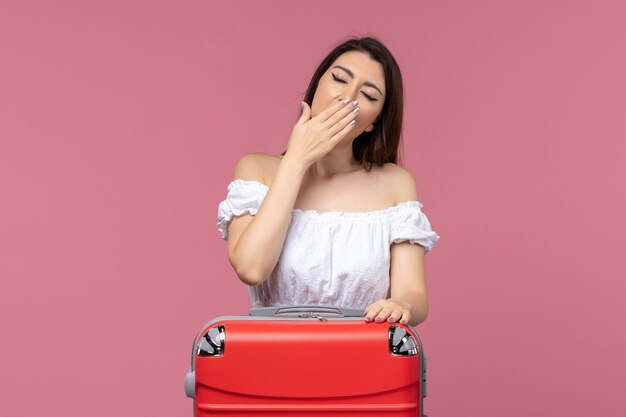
[363,242,428,327]
[363,166,429,327]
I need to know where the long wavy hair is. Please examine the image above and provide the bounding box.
[281,36,405,171]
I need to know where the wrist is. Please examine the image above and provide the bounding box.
[280,154,308,177]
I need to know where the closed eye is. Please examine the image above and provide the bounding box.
[331,73,377,102]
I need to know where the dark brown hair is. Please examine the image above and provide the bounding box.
[281,35,405,171]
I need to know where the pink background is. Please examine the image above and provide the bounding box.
[1,1,625,416]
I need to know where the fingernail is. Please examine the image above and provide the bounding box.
[300,101,304,109]
[375,318,381,322]
[365,317,370,321]
[343,98,351,104]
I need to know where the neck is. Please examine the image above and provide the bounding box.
[307,144,362,179]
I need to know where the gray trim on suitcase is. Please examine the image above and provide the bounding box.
[249,305,364,317]
[185,305,428,417]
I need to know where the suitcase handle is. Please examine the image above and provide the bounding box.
[249,305,364,318]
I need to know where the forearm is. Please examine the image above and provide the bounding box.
[393,291,429,327]
[231,156,306,285]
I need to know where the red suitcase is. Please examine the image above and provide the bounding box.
[184,305,428,416]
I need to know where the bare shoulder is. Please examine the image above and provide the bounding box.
[232,152,281,185]
[379,163,420,204]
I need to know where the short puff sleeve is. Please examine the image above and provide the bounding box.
[217,179,268,240]
[390,201,440,254]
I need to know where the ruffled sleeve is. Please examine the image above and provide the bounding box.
[389,201,440,254]
[217,179,269,240]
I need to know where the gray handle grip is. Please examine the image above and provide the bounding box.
[249,305,364,318]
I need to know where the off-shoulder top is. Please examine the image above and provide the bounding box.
[217,179,440,310]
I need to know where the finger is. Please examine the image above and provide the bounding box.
[399,311,411,325]
[327,103,358,135]
[374,307,393,322]
[364,300,384,315]
[311,98,352,123]
[294,101,312,127]
[363,307,377,322]
[364,305,383,322]
[328,113,357,145]
[322,100,358,131]
[386,310,402,323]
[363,300,380,321]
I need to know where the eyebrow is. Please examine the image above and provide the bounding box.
[332,65,383,97]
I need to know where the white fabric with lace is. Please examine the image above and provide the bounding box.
[217,179,440,310]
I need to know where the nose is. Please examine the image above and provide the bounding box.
[338,86,359,103]
[337,96,357,104]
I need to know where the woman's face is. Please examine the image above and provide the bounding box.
[311,50,386,138]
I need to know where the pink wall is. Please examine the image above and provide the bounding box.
[1,1,625,416]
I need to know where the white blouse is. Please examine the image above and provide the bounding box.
[217,179,440,310]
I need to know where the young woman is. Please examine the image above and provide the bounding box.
[217,36,440,327]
